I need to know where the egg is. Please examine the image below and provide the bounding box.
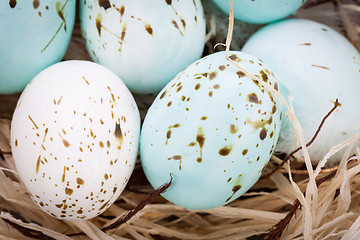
[0,0,76,94]
[10,61,140,220]
[212,0,306,24]
[242,19,360,164]
[79,0,206,94]
[140,51,282,209]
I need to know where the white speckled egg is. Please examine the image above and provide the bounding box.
[212,0,306,24]
[10,61,140,221]
[140,51,282,209]
[79,0,206,94]
[0,0,76,94]
[242,18,360,164]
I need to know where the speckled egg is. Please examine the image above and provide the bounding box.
[140,51,282,209]
[0,0,76,94]
[242,18,360,164]
[10,61,140,220]
[80,0,206,94]
[212,0,306,24]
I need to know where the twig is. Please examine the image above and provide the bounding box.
[1,218,55,240]
[101,175,173,232]
[261,99,340,179]
[265,168,338,240]
[276,165,339,175]
[68,175,173,237]
[0,149,12,155]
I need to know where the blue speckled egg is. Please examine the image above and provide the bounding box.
[140,51,282,210]
[0,0,76,94]
[212,0,306,24]
[80,0,206,94]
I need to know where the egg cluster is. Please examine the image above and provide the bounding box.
[3,0,359,221]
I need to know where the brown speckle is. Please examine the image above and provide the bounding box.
[65,188,73,196]
[226,184,242,202]
[96,13,102,36]
[219,145,232,156]
[209,72,217,80]
[312,64,330,70]
[9,0,17,8]
[77,178,84,185]
[260,128,267,140]
[229,54,241,62]
[63,139,70,148]
[33,0,39,9]
[171,20,183,36]
[219,65,226,71]
[237,71,245,78]
[160,90,167,99]
[248,93,259,104]
[98,0,111,9]
[230,124,237,134]
[145,24,153,35]
[181,18,186,29]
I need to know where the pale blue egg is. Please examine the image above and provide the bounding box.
[79,0,206,94]
[0,0,76,94]
[242,19,360,164]
[212,0,306,24]
[140,51,282,209]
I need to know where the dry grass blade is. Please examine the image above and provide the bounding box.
[261,99,340,179]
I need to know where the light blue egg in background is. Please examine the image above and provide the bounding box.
[140,51,282,210]
[212,0,306,24]
[242,18,360,164]
[0,0,76,94]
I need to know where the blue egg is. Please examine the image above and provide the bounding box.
[242,19,360,163]
[212,0,306,24]
[0,0,76,94]
[140,51,282,209]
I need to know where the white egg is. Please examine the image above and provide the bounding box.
[242,19,360,163]
[80,0,206,94]
[10,60,140,220]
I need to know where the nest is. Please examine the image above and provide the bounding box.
[1,0,360,239]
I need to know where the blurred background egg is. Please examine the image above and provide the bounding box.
[212,0,306,24]
[10,60,140,220]
[242,18,360,164]
[0,0,76,94]
[80,0,206,94]
[140,51,282,210]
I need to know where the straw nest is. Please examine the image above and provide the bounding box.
[1,0,360,239]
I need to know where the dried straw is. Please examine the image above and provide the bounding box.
[1,0,360,239]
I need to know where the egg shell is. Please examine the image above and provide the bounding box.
[80,0,206,94]
[140,51,282,210]
[242,18,360,163]
[212,0,305,24]
[0,0,76,94]
[10,60,140,221]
